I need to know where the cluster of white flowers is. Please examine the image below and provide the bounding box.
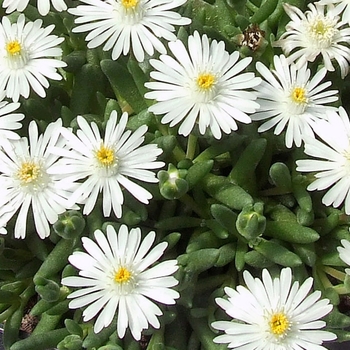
[1,0,350,348]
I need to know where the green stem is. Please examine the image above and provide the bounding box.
[173,145,186,162]
[315,266,333,290]
[186,134,198,160]
[323,266,346,282]
[333,285,349,295]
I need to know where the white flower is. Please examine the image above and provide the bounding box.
[274,3,350,78]
[62,224,179,339]
[318,0,350,25]
[253,54,338,148]
[296,107,350,215]
[2,0,67,16]
[0,14,66,103]
[0,120,77,239]
[145,31,261,139]
[52,111,164,218]
[0,91,25,141]
[68,0,191,63]
[337,239,350,275]
[212,267,336,350]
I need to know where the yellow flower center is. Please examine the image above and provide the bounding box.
[96,144,115,167]
[121,0,138,9]
[114,267,132,284]
[311,20,329,36]
[17,161,41,184]
[308,16,337,46]
[291,87,307,105]
[197,73,216,90]
[6,40,21,56]
[269,313,289,336]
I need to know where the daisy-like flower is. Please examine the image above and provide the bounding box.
[318,0,350,25]
[52,111,164,218]
[296,107,350,215]
[212,267,336,349]
[0,119,77,239]
[253,54,338,148]
[145,31,261,139]
[62,224,179,339]
[274,3,350,78]
[68,0,191,63]
[2,0,67,16]
[0,14,66,103]
[0,91,25,141]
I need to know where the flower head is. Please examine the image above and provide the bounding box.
[68,0,191,62]
[337,239,350,275]
[0,14,66,102]
[274,3,350,78]
[296,107,350,214]
[2,0,67,16]
[62,224,179,339]
[253,54,338,148]
[0,120,76,239]
[52,111,164,218]
[212,267,336,349]
[145,31,261,139]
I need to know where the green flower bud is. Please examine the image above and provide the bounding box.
[34,277,61,303]
[158,164,189,200]
[53,210,86,240]
[57,334,83,350]
[236,203,266,241]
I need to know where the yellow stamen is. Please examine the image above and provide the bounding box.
[197,73,216,90]
[114,267,132,284]
[309,17,337,43]
[312,20,328,36]
[121,0,138,9]
[17,162,40,184]
[291,87,307,104]
[96,145,115,167]
[6,40,21,55]
[269,313,289,336]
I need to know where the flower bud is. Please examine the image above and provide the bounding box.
[158,164,189,200]
[57,334,83,350]
[53,210,86,240]
[236,203,266,241]
[34,277,61,303]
